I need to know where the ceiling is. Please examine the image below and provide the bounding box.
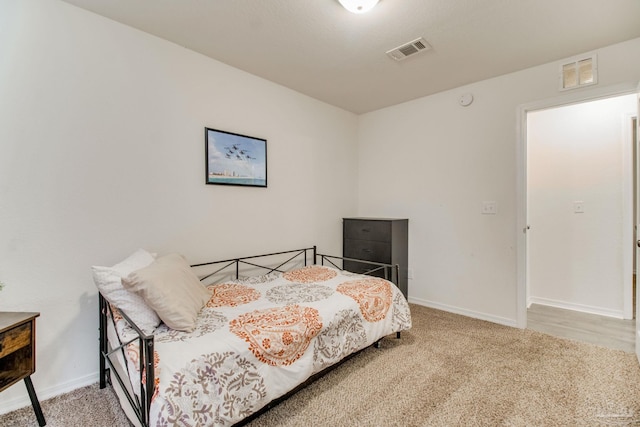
[60,0,640,114]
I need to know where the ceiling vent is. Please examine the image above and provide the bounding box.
[386,37,432,61]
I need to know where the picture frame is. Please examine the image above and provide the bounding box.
[205,127,267,188]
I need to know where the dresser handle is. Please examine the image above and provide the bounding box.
[362,248,373,253]
[361,228,370,233]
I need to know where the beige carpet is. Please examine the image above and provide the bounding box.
[2,304,640,426]
[0,382,131,427]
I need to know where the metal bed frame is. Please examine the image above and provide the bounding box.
[98,246,401,427]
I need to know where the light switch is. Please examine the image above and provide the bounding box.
[481,201,497,215]
[573,201,584,213]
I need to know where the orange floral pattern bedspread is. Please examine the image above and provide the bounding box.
[113,265,411,427]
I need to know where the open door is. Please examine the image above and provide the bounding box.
[635,81,640,363]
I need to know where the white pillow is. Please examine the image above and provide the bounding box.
[122,254,211,333]
[92,248,161,335]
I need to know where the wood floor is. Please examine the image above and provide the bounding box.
[527,304,636,353]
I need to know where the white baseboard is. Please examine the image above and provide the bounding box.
[527,296,625,319]
[408,296,518,328]
[0,372,99,415]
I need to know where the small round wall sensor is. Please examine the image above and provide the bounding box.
[459,93,474,107]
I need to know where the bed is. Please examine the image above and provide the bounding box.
[94,246,412,427]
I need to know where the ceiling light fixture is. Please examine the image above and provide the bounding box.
[338,0,379,14]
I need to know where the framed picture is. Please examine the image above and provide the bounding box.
[205,127,267,187]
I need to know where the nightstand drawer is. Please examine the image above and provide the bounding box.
[0,323,31,359]
[344,220,391,242]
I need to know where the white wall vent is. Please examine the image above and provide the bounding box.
[559,54,597,91]
[386,37,432,61]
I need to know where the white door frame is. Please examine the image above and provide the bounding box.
[635,81,640,363]
[622,110,637,319]
[516,81,640,329]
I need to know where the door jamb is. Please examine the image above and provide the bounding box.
[622,111,636,319]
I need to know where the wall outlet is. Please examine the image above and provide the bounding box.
[573,201,584,213]
[408,269,414,280]
[481,201,498,215]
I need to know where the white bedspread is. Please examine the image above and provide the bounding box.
[112,265,412,427]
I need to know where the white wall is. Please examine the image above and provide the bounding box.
[357,37,640,325]
[527,95,637,317]
[0,0,358,412]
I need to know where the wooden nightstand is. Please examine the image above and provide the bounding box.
[0,312,46,426]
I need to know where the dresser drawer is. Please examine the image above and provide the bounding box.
[344,239,391,263]
[0,323,31,359]
[344,220,391,242]
[342,260,388,279]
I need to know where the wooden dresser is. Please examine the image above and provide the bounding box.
[343,218,408,298]
[0,312,46,426]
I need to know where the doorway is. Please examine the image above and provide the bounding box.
[517,89,638,348]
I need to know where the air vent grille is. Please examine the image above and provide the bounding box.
[386,37,431,61]
[413,40,427,50]
[399,44,419,56]
[559,54,598,91]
